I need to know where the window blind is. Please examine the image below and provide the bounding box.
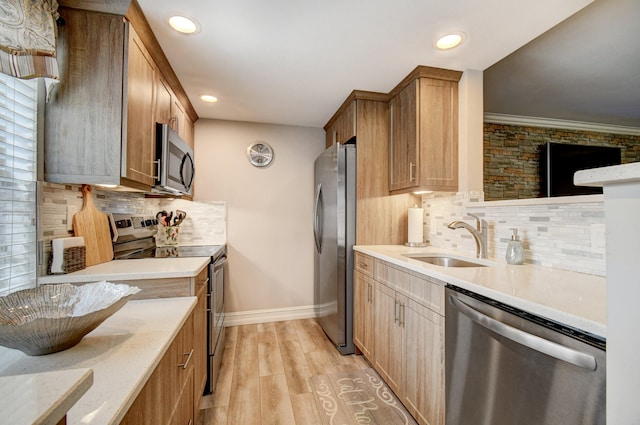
[0,74,38,295]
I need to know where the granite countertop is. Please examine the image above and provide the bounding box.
[38,257,210,284]
[355,245,607,338]
[0,297,196,425]
[0,368,93,425]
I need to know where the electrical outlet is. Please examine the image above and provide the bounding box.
[66,205,80,231]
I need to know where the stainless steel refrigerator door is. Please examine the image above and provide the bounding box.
[313,143,355,354]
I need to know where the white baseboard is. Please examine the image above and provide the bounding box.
[224,305,316,327]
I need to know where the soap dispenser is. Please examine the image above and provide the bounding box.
[505,228,525,265]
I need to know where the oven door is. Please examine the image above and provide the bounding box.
[206,254,226,394]
[209,255,226,354]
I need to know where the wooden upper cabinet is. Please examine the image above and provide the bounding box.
[45,8,156,190]
[171,96,194,148]
[389,80,419,191]
[44,8,125,186]
[182,115,195,150]
[123,24,156,187]
[171,96,185,133]
[159,79,194,149]
[324,99,356,147]
[389,66,462,194]
[323,90,416,246]
[156,77,173,126]
[44,1,199,191]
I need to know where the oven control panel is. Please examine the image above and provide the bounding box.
[109,213,158,242]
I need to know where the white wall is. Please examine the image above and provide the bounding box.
[457,69,484,192]
[194,119,325,316]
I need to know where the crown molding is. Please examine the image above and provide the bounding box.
[484,113,640,136]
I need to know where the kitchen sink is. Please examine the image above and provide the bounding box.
[404,255,488,268]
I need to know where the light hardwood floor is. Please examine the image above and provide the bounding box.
[196,319,370,425]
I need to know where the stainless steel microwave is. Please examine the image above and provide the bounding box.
[154,123,195,195]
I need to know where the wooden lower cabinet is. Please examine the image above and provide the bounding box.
[373,282,405,396]
[404,297,445,425]
[193,275,208,419]
[120,311,196,425]
[169,370,194,425]
[355,253,445,425]
[353,270,375,359]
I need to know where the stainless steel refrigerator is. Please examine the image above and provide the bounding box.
[313,142,356,355]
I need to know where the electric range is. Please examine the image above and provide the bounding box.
[109,213,223,260]
[109,212,226,395]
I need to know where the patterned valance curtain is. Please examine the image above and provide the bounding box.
[0,0,60,87]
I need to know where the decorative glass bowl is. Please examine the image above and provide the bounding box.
[0,281,140,356]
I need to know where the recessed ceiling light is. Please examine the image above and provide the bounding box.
[200,95,218,103]
[436,33,464,50]
[168,16,200,34]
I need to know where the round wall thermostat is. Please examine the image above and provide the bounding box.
[247,142,274,167]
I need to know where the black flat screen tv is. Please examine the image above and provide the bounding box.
[541,142,622,197]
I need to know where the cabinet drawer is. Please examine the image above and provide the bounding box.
[411,274,445,316]
[374,259,444,316]
[355,252,374,276]
[195,266,209,291]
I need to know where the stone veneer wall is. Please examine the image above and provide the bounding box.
[484,123,640,201]
[422,191,606,276]
[38,182,226,276]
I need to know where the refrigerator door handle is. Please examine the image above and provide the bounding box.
[313,183,323,253]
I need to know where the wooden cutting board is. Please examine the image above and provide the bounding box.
[73,184,114,266]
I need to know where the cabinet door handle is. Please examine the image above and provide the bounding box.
[394,300,399,324]
[409,162,416,182]
[129,160,160,180]
[178,348,194,369]
[169,115,179,132]
[400,303,406,327]
[359,262,368,270]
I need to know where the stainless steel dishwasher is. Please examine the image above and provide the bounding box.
[445,286,605,425]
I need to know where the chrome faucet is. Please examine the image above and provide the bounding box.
[447,213,488,259]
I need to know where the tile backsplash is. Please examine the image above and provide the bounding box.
[422,191,606,276]
[38,182,226,276]
[39,183,607,278]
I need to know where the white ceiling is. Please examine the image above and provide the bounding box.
[484,0,640,128]
[137,0,594,128]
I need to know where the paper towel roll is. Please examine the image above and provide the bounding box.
[50,236,85,273]
[408,205,424,244]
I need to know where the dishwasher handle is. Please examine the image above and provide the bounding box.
[449,294,598,371]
